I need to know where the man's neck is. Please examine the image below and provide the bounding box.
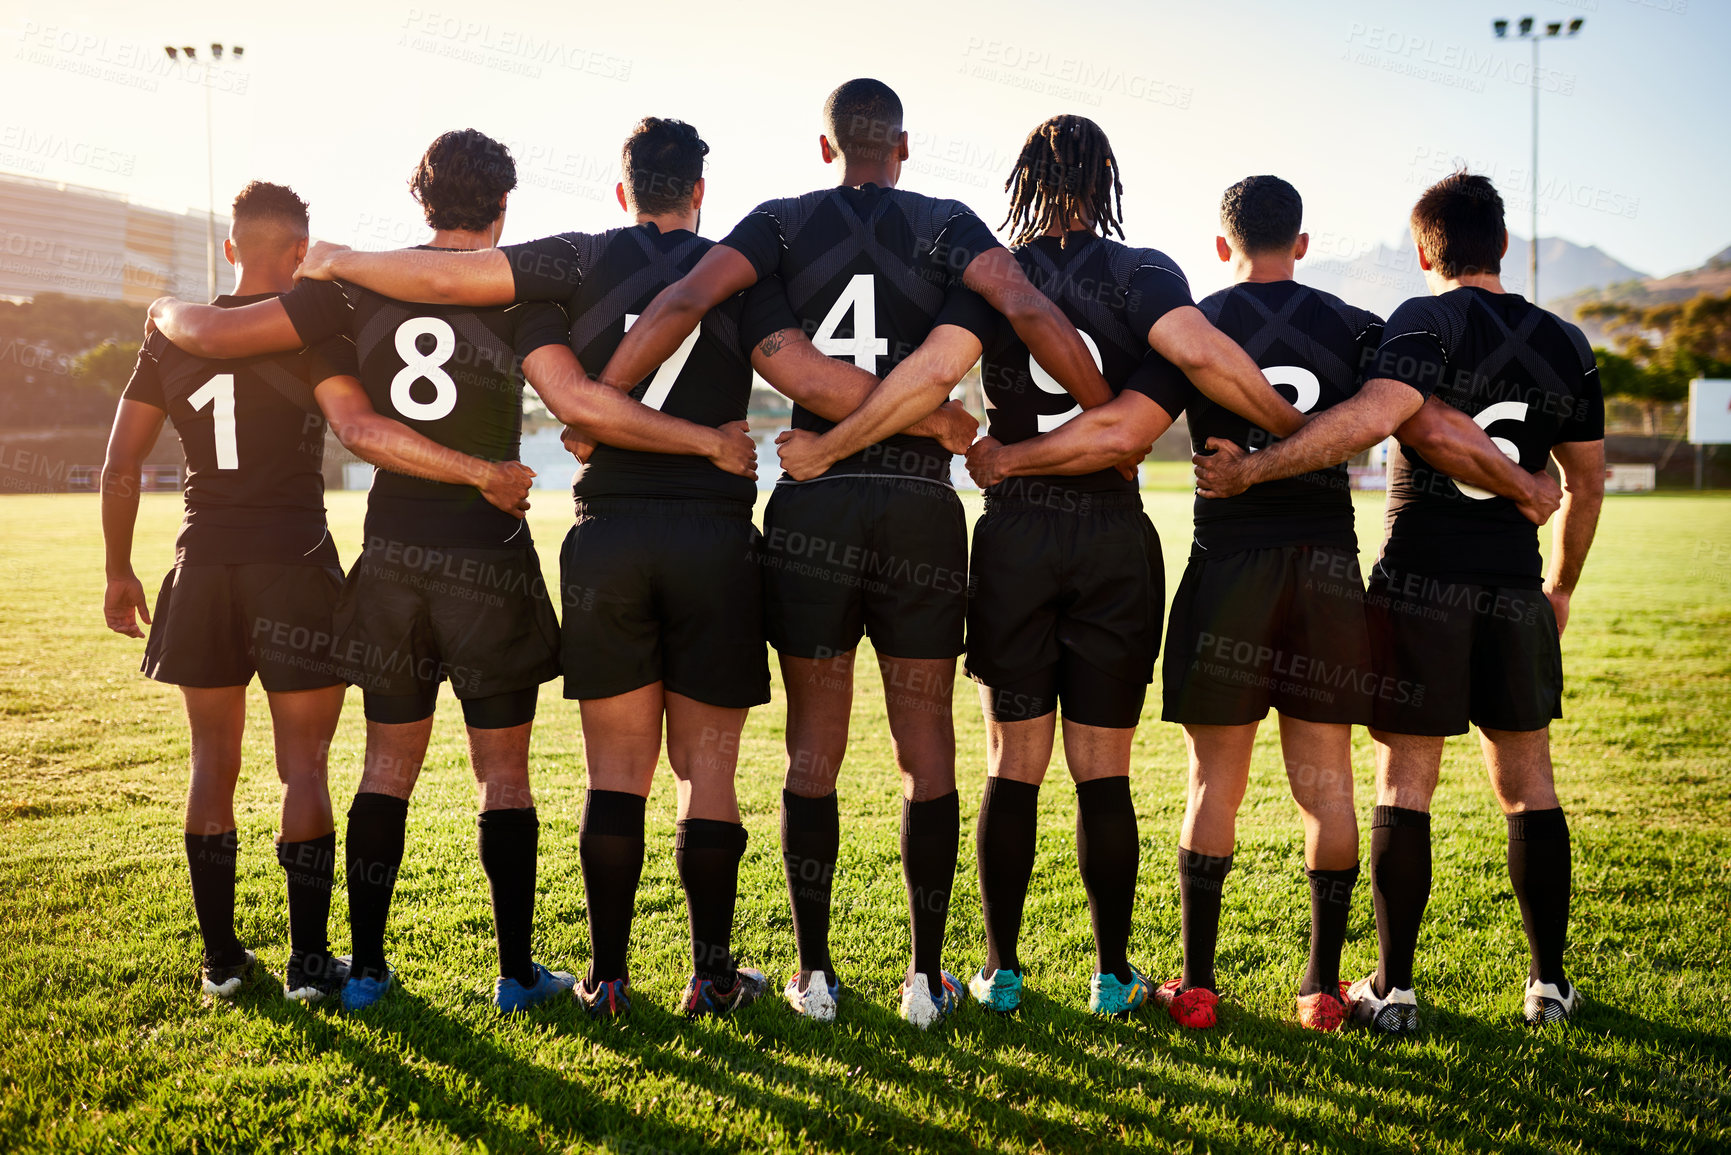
[1435,271,1506,295]
[428,225,499,251]
[1041,218,1096,239]
[635,210,698,234]
[1233,254,1296,284]
[838,162,897,190]
[231,266,293,297]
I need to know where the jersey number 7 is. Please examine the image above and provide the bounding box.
[624,313,701,410]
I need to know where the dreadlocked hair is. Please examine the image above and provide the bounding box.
[1001,115,1124,248]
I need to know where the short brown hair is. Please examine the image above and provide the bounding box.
[1410,171,1505,278]
[230,181,308,234]
[621,118,707,215]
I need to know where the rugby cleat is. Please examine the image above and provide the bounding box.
[900,970,965,1029]
[339,958,396,1012]
[1153,978,1219,1029]
[1090,966,1151,1018]
[1296,980,1352,1032]
[968,967,1023,1014]
[1523,978,1580,1026]
[1346,973,1419,1034]
[682,967,769,1017]
[494,962,577,1013]
[284,952,349,1004]
[783,969,840,1023]
[200,949,257,999]
[575,976,632,1019]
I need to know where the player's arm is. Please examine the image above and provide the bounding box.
[312,374,536,517]
[1194,377,1424,498]
[597,246,759,389]
[147,296,302,359]
[297,241,516,308]
[1394,397,1563,525]
[967,391,1177,487]
[1544,438,1606,635]
[100,399,166,638]
[749,329,972,449]
[961,248,1112,410]
[1149,306,1305,437]
[771,325,983,480]
[522,344,757,479]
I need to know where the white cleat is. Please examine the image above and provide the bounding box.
[783,969,839,1023]
[899,970,963,1029]
[1524,978,1580,1026]
[201,949,257,999]
[1346,972,1419,1034]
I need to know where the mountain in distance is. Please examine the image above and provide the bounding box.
[1297,227,1645,318]
[1550,243,1731,343]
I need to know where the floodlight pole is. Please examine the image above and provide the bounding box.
[1493,17,1584,304]
[163,43,244,300]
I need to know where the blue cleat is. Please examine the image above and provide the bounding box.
[1090,965,1152,1018]
[494,962,577,1013]
[968,967,1024,1014]
[339,958,395,1012]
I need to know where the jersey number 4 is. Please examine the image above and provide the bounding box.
[187,373,238,470]
[624,313,701,410]
[813,274,889,372]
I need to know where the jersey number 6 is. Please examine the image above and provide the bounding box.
[1454,400,1529,500]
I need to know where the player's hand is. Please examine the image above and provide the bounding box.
[775,428,832,482]
[933,401,980,456]
[480,461,535,518]
[294,240,350,283]
[560,425,597,464]
[1517,470,1564,526]
[1193,438,1251,499]
[1543,582,1571,636]
[966,436,1006,488]
[104,574,152,639]
[709,421,759,481]
[1115,445,1150,483]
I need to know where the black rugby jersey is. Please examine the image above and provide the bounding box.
[976,233,1195,497]
[503,224,791,505]
[1165,281,1383,554]
[279,253,568,548]
[1370,286,1603,586]
[721,183,1003,483]
[124,293,354,566]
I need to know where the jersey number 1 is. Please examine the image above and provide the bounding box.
[188,373,238,470]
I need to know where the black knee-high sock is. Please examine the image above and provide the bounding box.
[276,832,336,967]
[478,807,539,988]
[1178,847,1233,992]
[977,777,1039,975]
[781,789,839,979]
[903,790,960,995]
[185,830,245,967]
[1302,865,1359,997]
[1370,805,1431,995]
[1507,808,1571,989]
[346,792,409,980]
[1077,776,1139,984]
[578,789,644,984]
[676,818,747,984]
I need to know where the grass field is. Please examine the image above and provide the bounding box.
[1,476,1728,1153]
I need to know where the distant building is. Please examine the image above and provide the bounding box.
[0,172,226,304]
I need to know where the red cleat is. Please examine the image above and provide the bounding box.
[1154,977,1218,1029]
[1296,980,1351,1032]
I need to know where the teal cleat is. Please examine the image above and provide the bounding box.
[1090,965,1151,1018]
[968,967,1024,1014]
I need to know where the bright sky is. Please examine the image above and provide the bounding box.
[3,0,1725,297]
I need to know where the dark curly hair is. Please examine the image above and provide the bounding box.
[409,129,516,232]
[1001,115,1123,248]
[230,180,309,234]
[1219,175,1302,256]
[1411,170,1505,278]
[621,118,708,215]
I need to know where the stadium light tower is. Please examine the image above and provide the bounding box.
[162,43,247,300]
[1493,16,1584,304]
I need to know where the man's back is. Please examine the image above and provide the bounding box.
[1376,286,1602,586]
[280,261,568,547]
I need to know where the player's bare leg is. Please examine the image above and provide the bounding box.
[1278,716,1358,1014]
[879,653,959,1003]
[975,708,1056,995]
[181,686,251,983]
[779,651,853,991]
[1175,723,1258,999]
[1481,726,1573,1018]
[1360,730,1445,1013]
[666,691,751,992]
[575,685,661,990]
[343,715,433,991]
[264,684,345,996]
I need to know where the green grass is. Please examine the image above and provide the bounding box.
[1,485,1728,1153]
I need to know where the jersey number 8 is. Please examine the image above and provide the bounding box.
[391,317,459,421]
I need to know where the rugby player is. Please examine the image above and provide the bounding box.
[103,181,533,1004]
[783,117,1310,1020]
[151,130,759,1013]
[1193,171,1600,1031]
[597,82,1124,1029]
[286,117,972,1019]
